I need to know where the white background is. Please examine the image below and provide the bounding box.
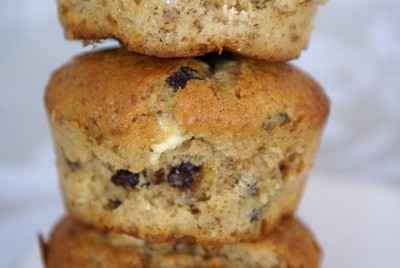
[0,0,399,267]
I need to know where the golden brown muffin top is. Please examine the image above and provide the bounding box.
[58,0,325,61]
[45,48,329,145]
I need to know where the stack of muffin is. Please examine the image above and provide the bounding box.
[41,1,330,267]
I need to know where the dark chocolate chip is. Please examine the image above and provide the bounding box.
[180,162,201,173]
[262,112,290,131]
[279,161,290,178]
[190,204,201,215]
[249,207,264,223]
[196,52,234,72]
[142,182,152,188]
[65,159,81,172]
[111,169,140,189]
[248,183,259,196]
[106,199,123,210]
[153,169,165,185]
[167,162,201,189]
[167,170,194,188]
[250,0,270,9]
[166,67,202,91]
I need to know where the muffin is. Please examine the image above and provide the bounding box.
[58,0,326,61]
[42,216,322,268]
[45,48,329,243]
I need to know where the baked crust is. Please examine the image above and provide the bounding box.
[57,0,325,61]
[45,48,329,243]
[45,49,329,146]
[42,216,322,268]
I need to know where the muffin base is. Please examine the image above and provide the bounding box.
[42,216,322,268]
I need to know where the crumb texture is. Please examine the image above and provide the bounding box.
[57,0,325,60]
[43,217,322,268]
[45,49,330,243]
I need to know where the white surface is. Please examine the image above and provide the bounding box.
[300,177,400,267]
[17,178,400,268]
[1,0,400,267]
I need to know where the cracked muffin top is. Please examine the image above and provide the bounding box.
[57,0,326,60]
[45,48,329,153]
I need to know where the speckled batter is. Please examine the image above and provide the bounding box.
[45,49,330,243]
